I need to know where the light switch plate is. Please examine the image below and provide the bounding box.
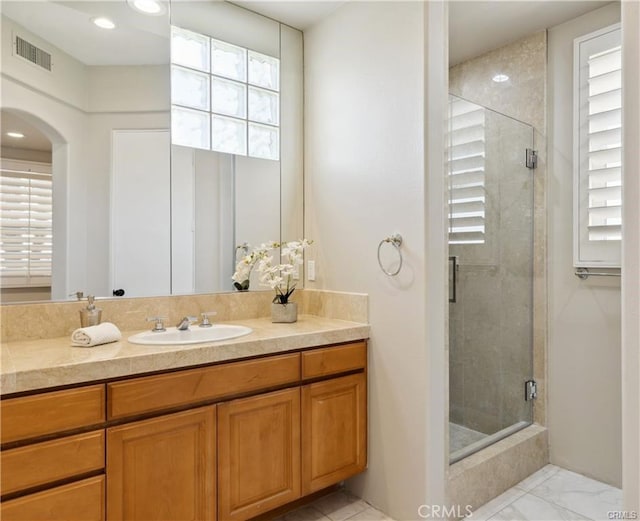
[307,260,316,281]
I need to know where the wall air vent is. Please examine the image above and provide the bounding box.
[15,35,52,71]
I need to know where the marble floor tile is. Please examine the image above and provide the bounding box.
[276,505,331,521]
[312,491,370,521]
[488,493,590,521]
[467,488,527,521]
[514,464,561,492]
[529,468,623,521]
[344,506,393,521]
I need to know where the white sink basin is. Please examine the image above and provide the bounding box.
[128,325,253,345]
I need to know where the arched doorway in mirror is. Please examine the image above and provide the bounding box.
[0,108,67,303]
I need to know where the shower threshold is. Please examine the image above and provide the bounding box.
[450,420,531,464]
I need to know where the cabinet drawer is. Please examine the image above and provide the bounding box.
[1,430,105,495]
[0,475,105,521]
[108,354,300,419]
[302,342,367,379]
[1,385,105,444]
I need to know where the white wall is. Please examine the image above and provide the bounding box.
[280,25,304,244]
[547,3,622,487]
[304,3,433,518]
[235,156,280,248]
[194,150,234,293]
[621,1,640,511]
[88,66,169,113]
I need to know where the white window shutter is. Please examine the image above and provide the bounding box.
[449,97,486,245]
[574,24,622,267]
[0,159,53,287]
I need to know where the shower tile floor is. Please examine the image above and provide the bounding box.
[468,464,623,521]
[450,422,486,453]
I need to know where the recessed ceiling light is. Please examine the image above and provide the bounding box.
[128,0,166,15]
[6,132,25,139]
[92,17,116,30]
[492,74,510,83]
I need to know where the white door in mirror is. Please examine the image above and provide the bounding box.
[128,325,252,345]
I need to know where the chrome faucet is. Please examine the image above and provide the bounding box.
[176,316,197,331]
[199,311,217,328]
[146,316,168,332]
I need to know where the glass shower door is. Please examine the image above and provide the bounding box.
[448,95,534,463]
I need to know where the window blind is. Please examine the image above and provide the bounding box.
[448,97,486,245]
[574,25,622,267]
[0,160,52,287]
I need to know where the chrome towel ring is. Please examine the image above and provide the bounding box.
[377,234,403,276]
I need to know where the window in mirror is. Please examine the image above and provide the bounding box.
[212,114,247,155]
[248,51,279,91]
[171,66,210,111]
[171,27,280,161]
[211,77,247,119]
[0,160,52,288]
[172,26,210,72]
[172,106,211,150]
[248,87,279,126]
[249,122,279,160]
[211,40,247,82]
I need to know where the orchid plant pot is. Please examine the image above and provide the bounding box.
[271,302,297,323]
[232,239,311,324]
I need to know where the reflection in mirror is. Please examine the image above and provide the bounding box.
[0,113,53,302]
[169,1,303,295]
[1,0,171,303]
[0,0,303,303]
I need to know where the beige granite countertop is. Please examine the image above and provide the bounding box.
[1,315,370,395]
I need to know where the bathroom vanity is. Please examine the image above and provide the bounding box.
[0,317,369,521]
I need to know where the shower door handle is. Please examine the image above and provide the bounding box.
[449,256,458,303]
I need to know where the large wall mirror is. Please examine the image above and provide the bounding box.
[0,0,303,304]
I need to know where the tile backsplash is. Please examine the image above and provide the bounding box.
[0,289,368,343]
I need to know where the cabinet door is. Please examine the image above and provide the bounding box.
[301,373,367,494]
[218,388,300,521]
[107,406,215,521]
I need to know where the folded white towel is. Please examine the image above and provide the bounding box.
[71,322,122,347]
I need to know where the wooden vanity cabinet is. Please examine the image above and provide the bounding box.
[1,341,367,521]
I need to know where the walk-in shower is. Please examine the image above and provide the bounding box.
[448,95,535,463]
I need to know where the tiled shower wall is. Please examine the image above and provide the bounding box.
[448,31,548,431]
